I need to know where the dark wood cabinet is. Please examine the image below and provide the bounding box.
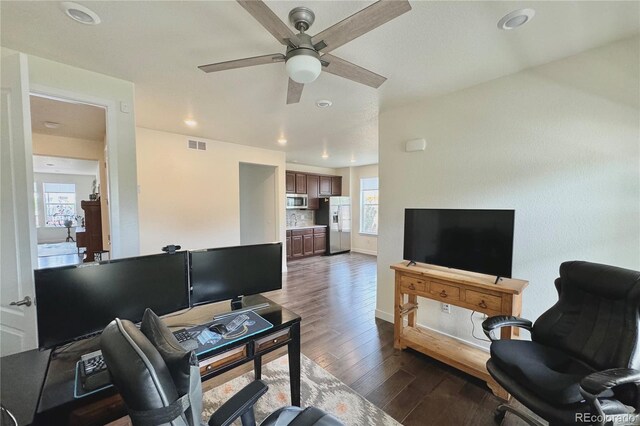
[286,231,292,259]
[331,176,342,196]
[295,174,306,194]
[291,235,304,257]
[303,234,314,255]
[79,200,102,262]
[319,176,332,196]
[306,174,319,209]
[287,226,327,260]
[313,232,326,254]
[286,172,296,193]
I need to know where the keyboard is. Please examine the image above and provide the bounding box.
[79,350,110,391]
[173,329,199,351]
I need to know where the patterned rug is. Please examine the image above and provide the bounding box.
[202,354,401,426]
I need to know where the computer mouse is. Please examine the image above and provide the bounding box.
[208,323,228,335]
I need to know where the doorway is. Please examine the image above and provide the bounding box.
[239,163,277,245]
[30,94,110,268]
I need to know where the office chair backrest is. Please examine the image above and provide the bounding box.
[101,318,193,426]
[532,261,640,371]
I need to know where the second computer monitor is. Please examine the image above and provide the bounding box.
[190,242,282,306]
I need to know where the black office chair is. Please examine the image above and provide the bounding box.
[100,309,342,426]
[483,261,640,426]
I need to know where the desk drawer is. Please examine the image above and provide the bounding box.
[255,328,291,353]
[429,282,460,301]
[465,290,502,311]
[400,276,426,293]
[199,345,247,376]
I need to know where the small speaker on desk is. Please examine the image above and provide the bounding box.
[405,138,427,152]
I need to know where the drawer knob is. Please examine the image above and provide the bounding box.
[273,339,278,343]
[206,365,212,371]
[409,284,416,290]
[479,300,488,309]
[440,290,447,298]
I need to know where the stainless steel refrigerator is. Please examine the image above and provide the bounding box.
[316,196,351,254]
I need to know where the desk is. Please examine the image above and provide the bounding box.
[391,262,528,400]
[2,295,300,426]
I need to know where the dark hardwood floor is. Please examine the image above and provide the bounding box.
[264,252,506,426]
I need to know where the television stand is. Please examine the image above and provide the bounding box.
[390,261,528,400]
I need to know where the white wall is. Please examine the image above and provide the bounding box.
[34,172,95,243]
[7,49,140,258]
[377,37,640,349]
[285,163,337,176]
[240,163,277,245]
[136,128,287,268]
[350,164,379,256]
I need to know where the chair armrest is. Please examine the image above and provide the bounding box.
[208,380,268,426]
[580,368,640,397]
[482,315,533,341]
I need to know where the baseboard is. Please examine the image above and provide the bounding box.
[374,309,489,352]
[351,248,377,256]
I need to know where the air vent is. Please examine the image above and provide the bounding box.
[188,140,207,151]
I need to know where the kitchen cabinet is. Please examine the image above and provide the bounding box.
[319,176,332,196]
[313,229,326,254]
[287,227,327,260]
[286,172,296,193]
[295,174,307,194]
[286,231,292,259]
[331,176,342,196]
[306,174,319,209]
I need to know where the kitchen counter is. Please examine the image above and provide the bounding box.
[286,225,327,230]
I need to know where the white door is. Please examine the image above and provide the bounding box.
[1,53,38,356]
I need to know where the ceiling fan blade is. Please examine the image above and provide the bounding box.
[287,78,304,104]
[311,0,411,54]
[321,54,386,88]
[237,0,296,46]
[198,54,285,73]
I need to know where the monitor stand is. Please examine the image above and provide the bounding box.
[230,296,243,310]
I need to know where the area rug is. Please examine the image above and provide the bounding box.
[202,354,401,426]
[37,242,78,257]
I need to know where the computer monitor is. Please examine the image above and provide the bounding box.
[190,242,282,306]
[35,252,190,349]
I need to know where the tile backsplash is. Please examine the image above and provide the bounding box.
[286,210,314,227]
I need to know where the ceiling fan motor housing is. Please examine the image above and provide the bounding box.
[289,7,315,32]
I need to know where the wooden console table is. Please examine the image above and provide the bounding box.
[391,261,528,400]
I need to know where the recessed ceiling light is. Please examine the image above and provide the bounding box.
[61,2,101,25]
[43,121,60,129]
[46,163,55,167]
[316,100,333,108]
[321,153,329,159]
[184,119,197,127]
[498,9,535,30]
[278,138,287,145]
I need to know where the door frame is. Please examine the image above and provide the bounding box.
[29,84,121,258]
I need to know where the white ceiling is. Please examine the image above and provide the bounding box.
[30,95,106,141]
[33,155,99,176]
[2,1,638,167]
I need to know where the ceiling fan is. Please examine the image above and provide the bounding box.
[198,0,412,104]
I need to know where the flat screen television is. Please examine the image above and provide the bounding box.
[190,242,282,306]
[35,251,190,349]
[403,209,515,278]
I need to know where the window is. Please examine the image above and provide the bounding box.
[43,183,77,227]
[360,177,379,235]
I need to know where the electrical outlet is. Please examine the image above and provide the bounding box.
[441,303,451,314]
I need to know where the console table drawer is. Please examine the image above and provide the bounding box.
[400,276,426,293]
[465,290,502,311]
[255,328,291,353]
[199,345,247,375]
[429,282,460,301]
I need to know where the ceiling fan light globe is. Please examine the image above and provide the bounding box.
[286,55,321,84]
